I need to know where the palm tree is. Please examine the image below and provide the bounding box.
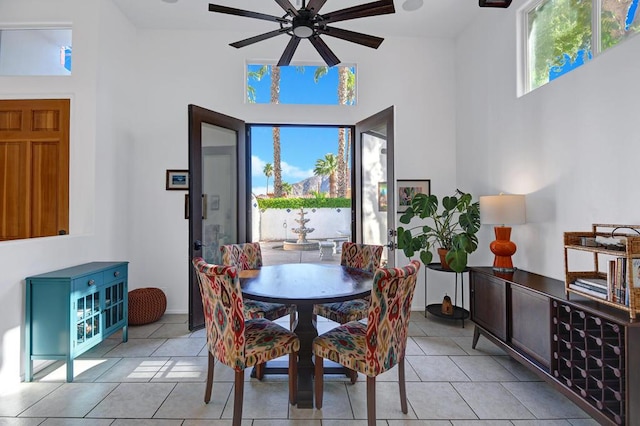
[271,66,282,198]
[263,163,273,195]
[247,65,268,103]
[281,181,292,197]
[314,66,356,198]
[314,153,338,198]
[247,65,283,197]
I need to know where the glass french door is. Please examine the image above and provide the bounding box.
[354,106,395,267]
[188,105,248,331]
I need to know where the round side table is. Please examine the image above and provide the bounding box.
[424,263,470,327]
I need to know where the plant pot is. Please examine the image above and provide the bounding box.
[437,247,451,270]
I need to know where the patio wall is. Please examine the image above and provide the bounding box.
[254,207,351,242]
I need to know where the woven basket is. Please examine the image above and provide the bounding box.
[128,287,167,325]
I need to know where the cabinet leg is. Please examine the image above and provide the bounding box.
[66,356,74,382]
[472,326,480,349]
[25,358,33,382]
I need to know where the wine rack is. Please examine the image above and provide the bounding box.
[552,301,625,425]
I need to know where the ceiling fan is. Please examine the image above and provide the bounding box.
[208,0,395,67]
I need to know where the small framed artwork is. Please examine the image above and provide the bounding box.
[378,182,387,212]
[166,170,189,190]
[397,179,430,213]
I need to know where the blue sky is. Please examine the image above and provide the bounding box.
[248,65,353,195]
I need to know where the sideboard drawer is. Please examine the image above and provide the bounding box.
[104,265,127,283]
[72,272,104,292]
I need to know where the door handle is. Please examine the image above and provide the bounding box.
[194,240,203,251]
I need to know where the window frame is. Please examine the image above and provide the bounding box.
[243,61,358,106]
[519,0,637,95]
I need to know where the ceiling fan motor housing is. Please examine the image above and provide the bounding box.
[292,10,315,38]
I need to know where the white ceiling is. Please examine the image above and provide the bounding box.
[112,0,482,39]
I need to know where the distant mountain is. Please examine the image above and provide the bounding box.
[290,175,330,196]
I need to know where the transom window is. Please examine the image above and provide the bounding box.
[246,64,356,105]
[0,28,72,76]
[523,0,639,94]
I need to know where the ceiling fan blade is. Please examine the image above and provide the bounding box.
[274,0,299,17]
[208,4,288,23]
[277,37,302,66]
[230,28,289,48]
[306,0,329,16]
[309,36,340,67]
[317,26,383,49]
[321,0,395,24]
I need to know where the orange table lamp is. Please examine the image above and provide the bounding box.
[479,194,526,272]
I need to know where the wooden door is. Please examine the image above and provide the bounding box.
[354,106,395,266]
[0,99,69,240]
[187,105,248,330]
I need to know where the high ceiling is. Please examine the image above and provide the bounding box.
[112,0,482,39]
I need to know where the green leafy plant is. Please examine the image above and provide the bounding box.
[397,189,481,272]
[257,197,350,210]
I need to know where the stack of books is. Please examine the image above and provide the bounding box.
[570,258,640,305]
[569,277,608,300]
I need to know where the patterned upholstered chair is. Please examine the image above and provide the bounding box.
[313,242,383,324]
[221,243,295,328]
[312,260,421,426]
[192,257,300,426]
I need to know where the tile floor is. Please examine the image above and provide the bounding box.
[1,312,599,426]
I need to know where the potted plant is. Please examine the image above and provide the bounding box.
[397,189,481,273]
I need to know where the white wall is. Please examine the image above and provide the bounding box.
[0,0,460,384]
[127,30,459,316]
[455,8,640,279]
[0,0,136,385]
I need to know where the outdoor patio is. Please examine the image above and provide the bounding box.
[258,240,343,265]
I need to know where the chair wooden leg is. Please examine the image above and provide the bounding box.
[204,352,215,403]
[366,376,376,426]
[314,355,324,409]
[289,351,298,405]
[348,368,358,384]
[398,357,408,414]
[256,362,265,380]
[233,370,244,426]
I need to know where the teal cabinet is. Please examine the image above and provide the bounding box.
[25,262,128,382]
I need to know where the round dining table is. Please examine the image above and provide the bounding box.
[240,262,374,408]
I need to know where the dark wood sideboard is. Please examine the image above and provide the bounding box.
[470,267,640,426]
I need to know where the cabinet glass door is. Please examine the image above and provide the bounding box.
[104,282,125,331]
[76,292,100,344]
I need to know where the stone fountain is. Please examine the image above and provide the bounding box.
[283,208,319,251]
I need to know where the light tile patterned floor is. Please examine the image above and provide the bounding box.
[1,312,599,425]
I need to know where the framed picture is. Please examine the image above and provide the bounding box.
[378,182,387,212]
[166,169,189,190]
[397,179,430,213]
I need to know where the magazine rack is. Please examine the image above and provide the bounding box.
[564,223,640,321]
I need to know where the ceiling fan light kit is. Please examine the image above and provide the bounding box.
[401,0,424,11]
[208,0,395,67]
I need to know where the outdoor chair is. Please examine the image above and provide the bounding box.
[192,257,300,426]
[312,260,421,426]
[221,242,296,328]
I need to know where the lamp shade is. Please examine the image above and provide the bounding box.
[480,194,526,225]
